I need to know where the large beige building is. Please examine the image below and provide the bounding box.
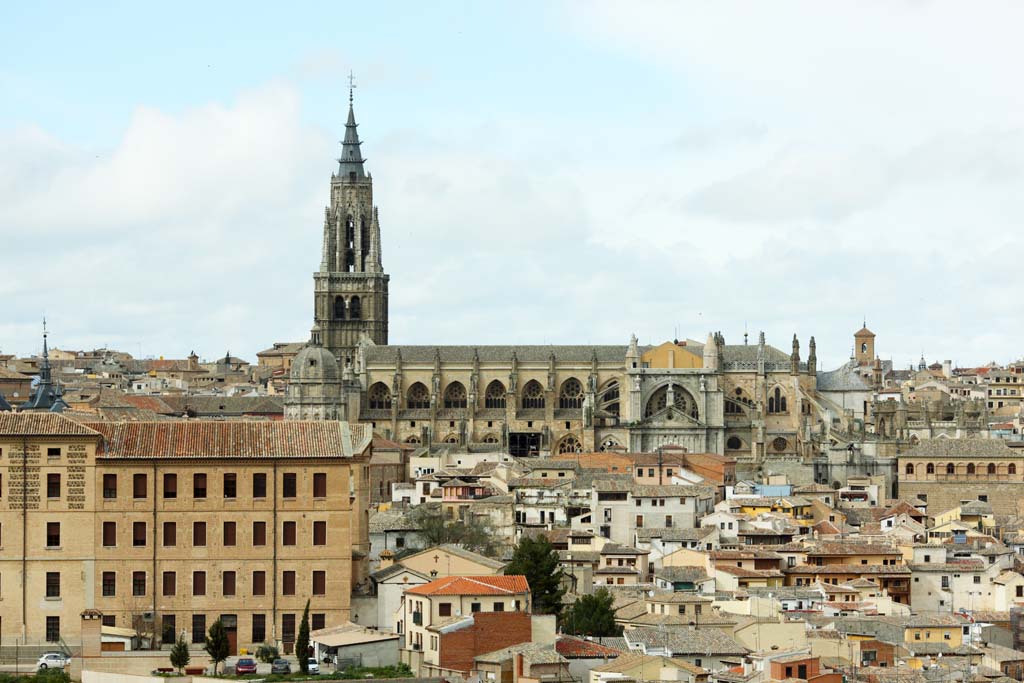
[0,413,370,652]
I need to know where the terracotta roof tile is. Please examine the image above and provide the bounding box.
[0,413,102,437]
[404,575,530,596]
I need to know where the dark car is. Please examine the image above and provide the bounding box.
[271,658,291,674]
[235,657,258,674]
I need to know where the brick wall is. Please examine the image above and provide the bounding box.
[437,611,532,675]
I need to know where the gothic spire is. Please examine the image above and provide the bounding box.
[337,72,367,181]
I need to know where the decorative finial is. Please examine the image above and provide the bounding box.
[43,317,47,338]
[348,70,357,105]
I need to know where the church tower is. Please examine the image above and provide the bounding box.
[313,83,389,365]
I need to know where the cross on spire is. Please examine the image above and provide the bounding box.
[348,70,357,105]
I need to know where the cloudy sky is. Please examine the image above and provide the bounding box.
[2,1,1022,370]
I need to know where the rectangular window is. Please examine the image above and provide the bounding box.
[223,473,237,499]
[313,570,326,595]
[46,572,60,598]
[45,616,60,643]
[252,614,266,643]
[193,473,207,499]
[163,473,177,499]
[162,571,176,596]
[193,571,206,596]
[312,613,325,631]
[313,521,327,546]
[193,521,206,547]
[252,570,266,596]
[282,614,296,642]
[103,473,117,499]
[162,614,176,645]
[102,521,116,547]
[47,447,61,458]
[47,473,61,498]
[253,473,267,499]
[493,602,505,612]
[102,571,116,597]
[283,521,296,546]
[471,603,481,613]
[253,521,267,546]
[192,614,206,644]
[222,571,236,596]
[47,522,60,547]
[283,473,297,498]
[163,521,176,547]
[283,570,296,595]
[132,571,146,596]
[313,472,327,498]
[102,615,115,627]
[439,602,452,617]
[223,521,236,546]
[133,473,147,499]
[133,521,147,547]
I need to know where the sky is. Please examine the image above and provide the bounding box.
[2,1,1023,370]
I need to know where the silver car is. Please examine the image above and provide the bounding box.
[37,652,70,669]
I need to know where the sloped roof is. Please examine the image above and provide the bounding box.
[404,575,530,596]
[555,635,623,658]
[0,413,102,437]
[364,345,632,364]
[904,439,1015,458]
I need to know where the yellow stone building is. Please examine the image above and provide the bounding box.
[0,413,370,653]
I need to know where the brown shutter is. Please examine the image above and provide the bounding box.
[253,521,267,546]
[193,571,206,596]
[313,570,326,595]
[252,571,266,596]
[313,473,327,498]
[313,521,327,546]
[223,521,236,546]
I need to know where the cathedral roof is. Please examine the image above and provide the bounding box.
[817,360,873,391]
[363,345,636,364]
[336,100,367,180]
[291,344,341,382]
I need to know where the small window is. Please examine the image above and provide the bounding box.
[102,571,116,597]
[46,616,60,643]
[253,521,267,546]
[313,473,327,498]
[103,474,117,499]
[46,522,61,547]
[163,521,176,547]
[192,614,207,644]
[282,571,296,596]
[193,521,207,547]
[313,570,326,595]
[223,473,237,499]
[132,571,146,596]
[283,473,297,498]
[46,571,60,598]
[47,447,61,458]
[493,602,505,612]
[253,473,267,498]
[133,522,146,547]
[283,521,297,546]
[193,473,207,499]
[162,571,176,596]
[133,473,147,499]
[222,571,236,596]
[439,603,452,617]
[313,521,327,546]
[102,521,116,547]
[252,571,266,596]
[223,521,236,546]
[46,473,61,499]
[251,614,265,642]
[163,473,177,499]
[193,571,206,596]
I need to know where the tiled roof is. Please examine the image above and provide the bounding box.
[555,636,623,658]
[404,575,530,596]
[601,543,650,556]
[364,345,632,364]
[624,626,748,655]
[807,542,900,556]
[633,484,717,498]
[904,439,1016,458]
[85,421,371,458]
[785,564,911,575]
[0,413,102,437]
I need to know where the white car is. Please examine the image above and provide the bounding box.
[37,652,70,669]
[307,658,320,674]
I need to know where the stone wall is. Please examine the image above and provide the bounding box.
[897,482,1024,516]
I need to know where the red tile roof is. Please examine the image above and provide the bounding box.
[0,413,102,437]
[556,636,623,658]
[404,575,531,597]
[84,421,371,459]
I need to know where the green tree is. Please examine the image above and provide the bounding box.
[504,535,565,616]
[203,619,230,675]
[563,589,622,637]
[297,599,311,673]
[169,633,191,674]
[408,503,497,555]
[255,643,280,663]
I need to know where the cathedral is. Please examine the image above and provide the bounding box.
[286,94,839,461]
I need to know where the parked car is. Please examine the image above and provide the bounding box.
[271,658,291,674]
[37,652,70,669]
[235,657,258,674]
[307,658,320,674]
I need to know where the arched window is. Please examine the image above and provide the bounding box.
[1010,464,1017,475]
[644,384,699,420]
[926,463,935,474]
[443,434,459,444]
[334,296,345,320]
[772,437,787,452]
[404,435,421,445]
[522,380,545,409]
[443,382,467,409]
[727,436,743,450]
[946,463,955,475]
[484,380,506,409]
[768,387,787,414]
[599,436,620,452]
[368,382,392,410]
[407,382,430,410]
[987,463,996,475]
[905,463,914,475]
[967,463,976,475]
[483,434,500,444]
[559,378,584,410]
[557,435,582,454]
[349,296,362,320]
[600,380,620,417]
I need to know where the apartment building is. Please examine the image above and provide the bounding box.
[0,413,370,652]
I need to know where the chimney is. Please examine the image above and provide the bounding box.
[379,549,395,570]
[80,610,104,658]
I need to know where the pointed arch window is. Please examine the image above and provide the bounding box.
[443,382,467,409]
[559,378,584,410]
[557,435,582,454]
[599,380,620,417]
[349,296,361,320]
[522,380,545,410]
[334,296,345,320]
[768,387,788,414]
[484,380,506,409]
[368,383,392,410]
[644,384,698,420]
[407,383,430,410]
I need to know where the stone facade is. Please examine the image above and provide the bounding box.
[0,414,370,650]
[897,438,1024,514]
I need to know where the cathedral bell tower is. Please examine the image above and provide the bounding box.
[312,79,389,365]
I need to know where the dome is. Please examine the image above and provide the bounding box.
[290,344,340,383]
